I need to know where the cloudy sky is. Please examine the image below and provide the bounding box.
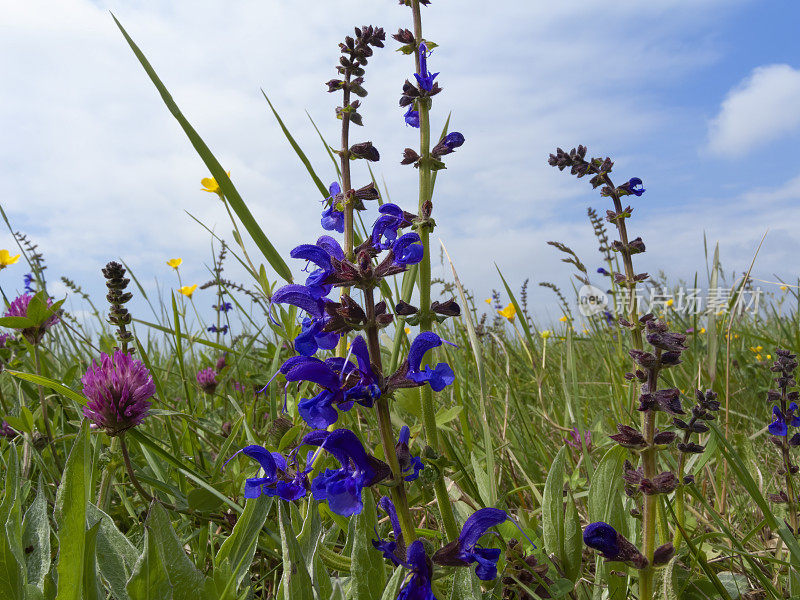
[2,0,799,325]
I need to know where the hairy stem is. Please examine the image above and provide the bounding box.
[119,433,154,505]
[410,0,460,543]
[34,345,62,472]
[364,288,416,543]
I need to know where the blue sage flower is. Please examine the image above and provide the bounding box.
[769,403,800,436]
[414,43,438,92]
[404,106,420,128]
[397,541,436,600]
[392,233,424,267]
[271,285,339,356]
[433,507,508,581]
[301,428,391,516]
[207,325,229,334]
[628,177,646,196]
[226,445,308,501]
[290,235,345,299]
[372,495,405,565]
[407,332,456,392]
[396,425,424,482]
[582,521,648,569]
[213,301,233,312]
[372,203,411,251]
[279,335,379,428]
[321,182,345,233]
[23,273,34,293]
[597,267,609,276]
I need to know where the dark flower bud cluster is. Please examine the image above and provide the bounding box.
[326,25,386,118]
[673,390,720,455]
[102,261,134,350]
[501,539,552,599]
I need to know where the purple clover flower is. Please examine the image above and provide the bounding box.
[196,367,218,394]
[82,350,155,436]
[301,428,390,516]
[4,293,60,344]
[564,427,591,450]
[1,421,18,440]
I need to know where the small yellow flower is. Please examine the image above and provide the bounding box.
[559,315,569,323]
[485,298,492,304]
[178,284,198,298]
[201,171,231,195]
[666,298,674,307]
[540,330,551,340]
[404,327,411,335]
[766,354,772,360]
[582,328,589,334]
[756,354,762,362]
[498,303,516,321]
[734,334,739,339]
[0,249,20,269]
[780,285,788,291]
[166,258,183,269]
[699,327,706,334]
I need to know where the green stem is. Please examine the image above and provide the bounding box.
[364,289,417,544]
[336,71,354,359]
[34,345,62,472]
[411,0,460,543]
[97,436,121,511]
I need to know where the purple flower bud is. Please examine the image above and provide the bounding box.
[196,367,218,394]
[82,350,155,436]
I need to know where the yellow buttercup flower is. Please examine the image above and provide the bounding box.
[666,298,674,307]
[404,327,411,335]
[0,249,20,269]
[178,284,198,298]
[498,303,516,320]
[755,354,762,362]
[780,285,788,291]
[559,315,569,323]
[699,327,706,334]
[167,258,182,269]
[540,330,551,340]
[201,171,231,195]
[484,298,492,304]
[766,354,772,360]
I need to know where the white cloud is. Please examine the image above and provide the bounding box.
[0,0,757,321]
[708,64,800,157]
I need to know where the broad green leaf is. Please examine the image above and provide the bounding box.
[55,422,90,600]
[449,567,481,600]
[0,447,24,600]
[215,495,271,589]
[82,521,103,600]
[0,316,35,329]
[277,502,314,600]
[146,503,208,600]
[380,566,406,600]
[297,500,331,600]
[350,493,385,599]
[562,492,582,583]
[126,530,173,600]
[542,446,567,563]
[5,370,88,406]
[22,485,50,590]
[88,503,139,600]
[112,15,293,283]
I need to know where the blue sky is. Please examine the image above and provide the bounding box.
[2,0,800,327]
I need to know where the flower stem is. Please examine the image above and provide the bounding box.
[411,0,460,543]
[336,71,354,359]
[33,345,62,472]
[119,433,154,505]
[364,288,416,544]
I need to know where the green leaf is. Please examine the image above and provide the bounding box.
[379,566,406,600]
[0,316,35,329]
[542,446,567,563]
[146,503,208,600]
[126,530,173,600]
[434,405,463,427]
[262,92,328,199]
[187,488,224,513]
[22,485,50,590]
[562,491,582,583]
[351,492,385,599]
[0,446,24,600]
[82,520,103,600]
[87,503,139,600]
[112,15,293,284]
[54,422,90,600]
[277,502,314,600]
[449,567,481,600]
[215,495,271,590]
[5,370,88,406]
